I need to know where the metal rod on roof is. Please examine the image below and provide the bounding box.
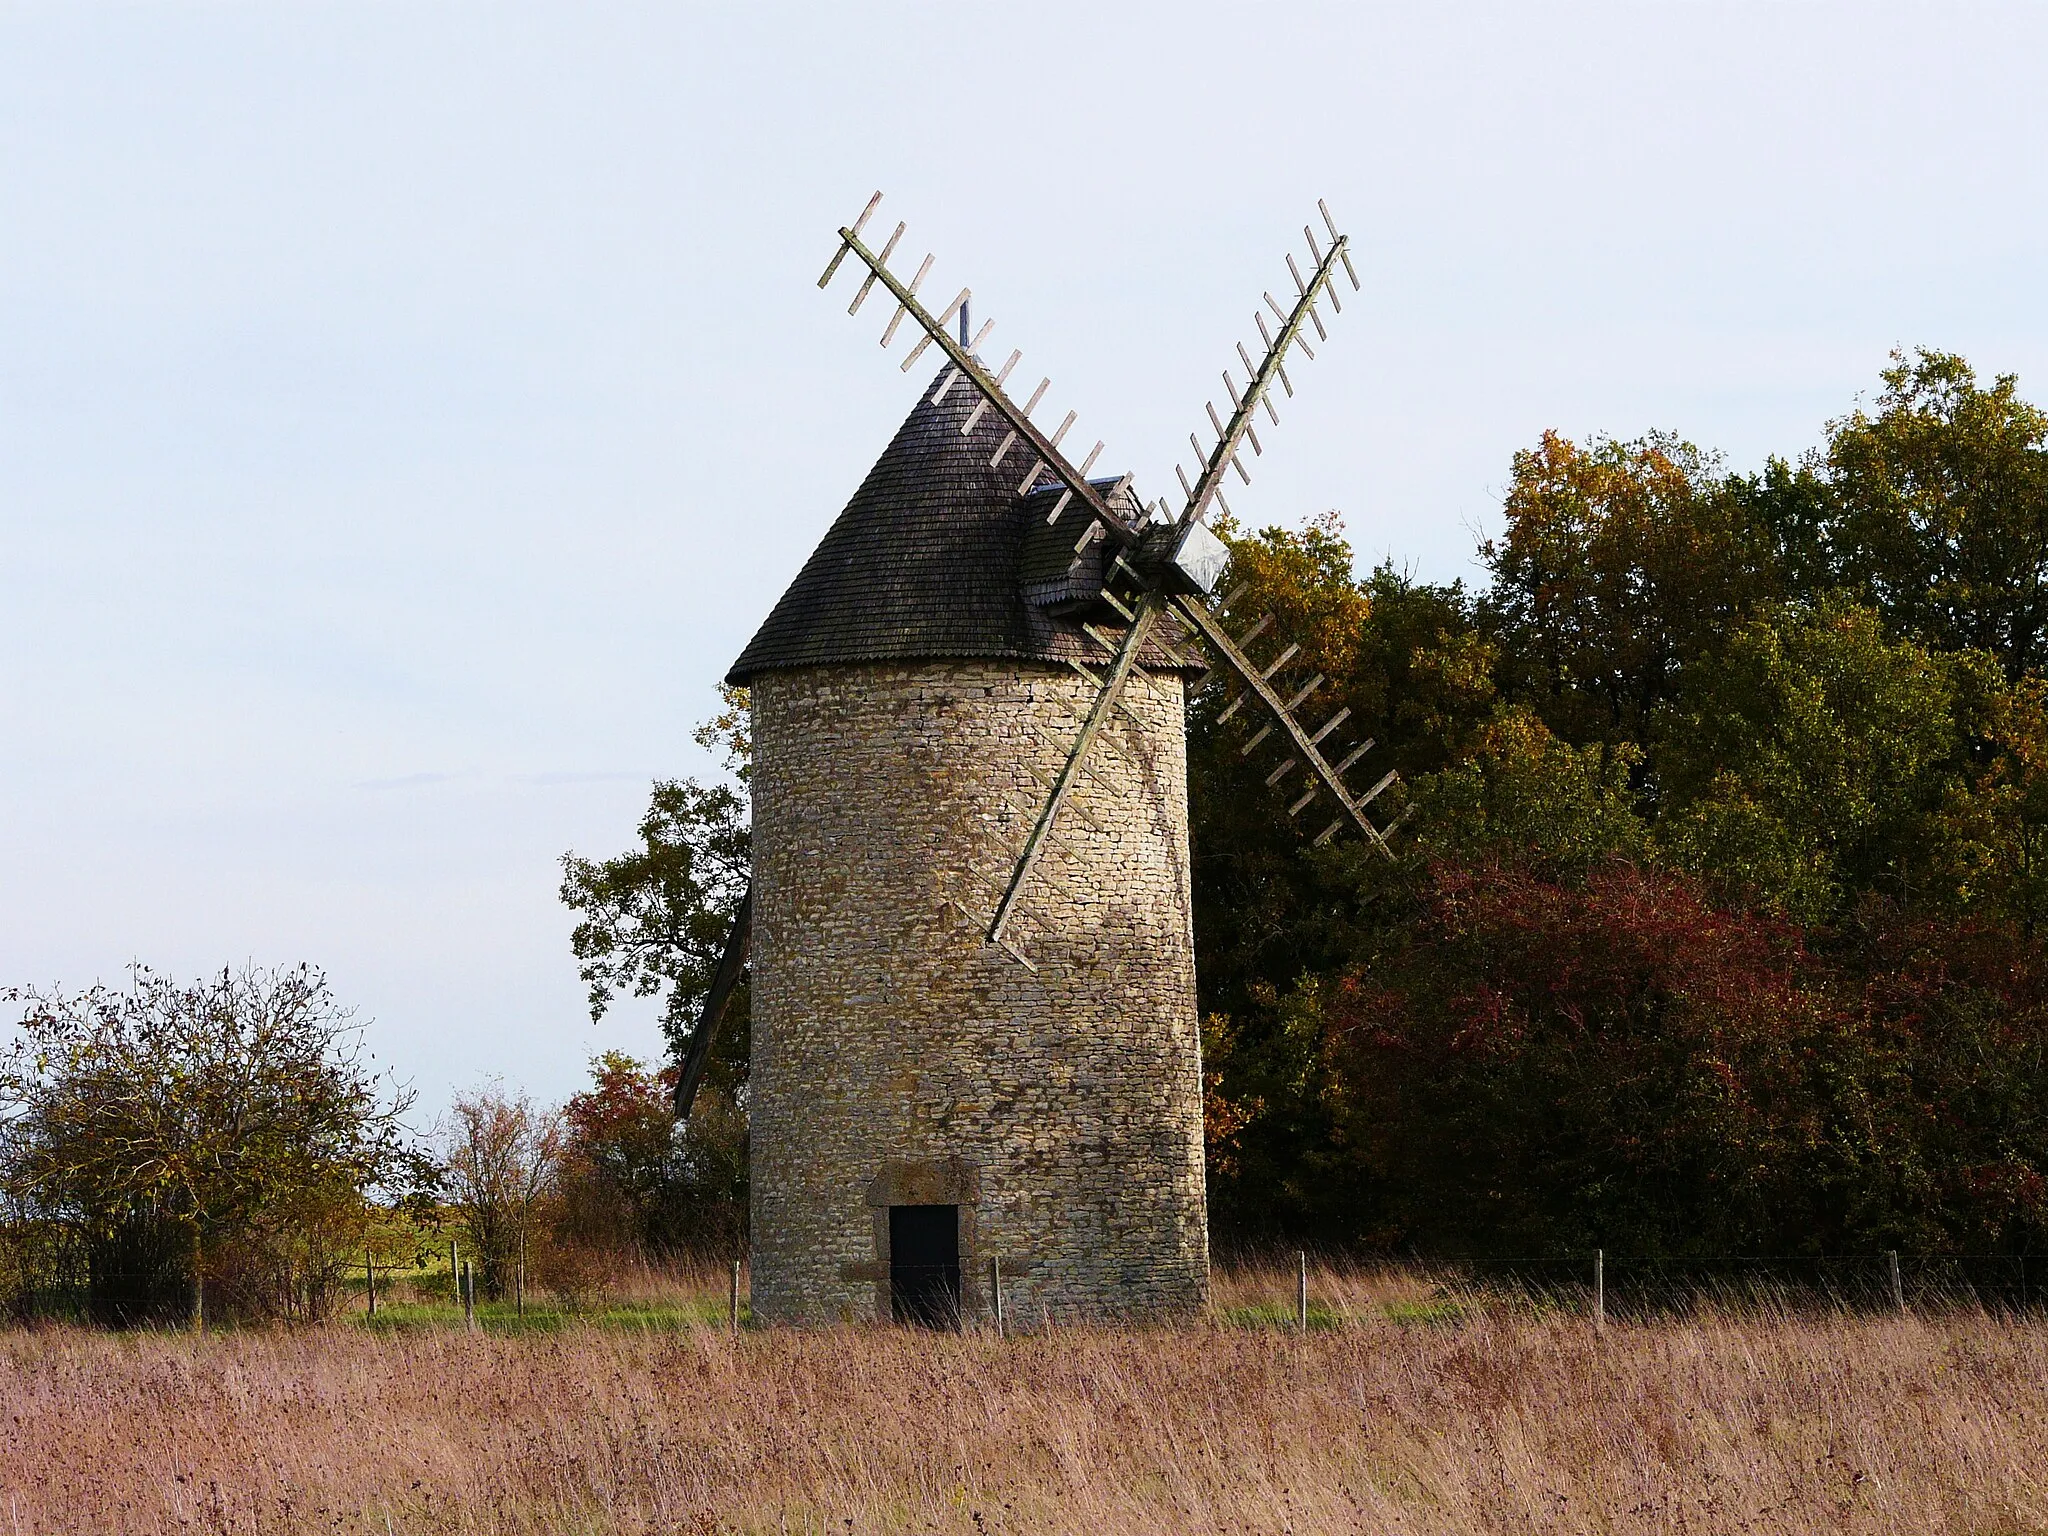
[960,347,1020,435]
[901,288,972,371]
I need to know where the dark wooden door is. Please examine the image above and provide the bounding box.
[889,1204,960,1329]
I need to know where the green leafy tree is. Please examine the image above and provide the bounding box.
[1655,597,1980,918]
[1418,705,1650,877]
[1821,349,2048,678]
[560,690,752,1084]
[560,777,750,1075]
[1189,516,1488,1028]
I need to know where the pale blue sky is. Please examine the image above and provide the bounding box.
[4,2,2045,1114]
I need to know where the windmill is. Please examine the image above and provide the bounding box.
[687,193,1405,1326]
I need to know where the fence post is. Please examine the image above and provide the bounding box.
[1890,1250,1906,1314]
[1594,1249,1606,1333]
[991,1258,1004,1338]
[366,1248,376,1319]
[1297,1251,1309,1333]
[462,1260,476,1331]
[729,1258,741,1335]
[450,1238,459,1316]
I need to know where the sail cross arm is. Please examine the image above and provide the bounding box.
[674,884,753,1119]
[1170,595,1394,859]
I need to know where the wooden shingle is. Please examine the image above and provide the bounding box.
[728,376,1197,684]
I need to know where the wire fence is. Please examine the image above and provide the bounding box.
[1309,1251,2048,1322]
[14,1220,2048,1329]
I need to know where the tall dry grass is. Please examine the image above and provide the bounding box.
[3,1263,2045,1535]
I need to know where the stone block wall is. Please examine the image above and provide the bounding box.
[748,659,1209,1325]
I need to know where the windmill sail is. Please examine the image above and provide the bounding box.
[817,194,1144,546]
[813,192,1405,958]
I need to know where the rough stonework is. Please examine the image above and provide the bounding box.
[747,659,1210,1325]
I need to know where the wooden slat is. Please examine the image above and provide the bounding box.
[674,885,752,1119]
[989,602,1161,944]
[1173,227,1351,536]
[1174,594,1392,859]
[827,221,1142,545]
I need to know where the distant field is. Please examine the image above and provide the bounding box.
[4,1261,2045,1535]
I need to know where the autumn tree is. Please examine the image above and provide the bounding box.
[0,966,424,1326]
[440,1084,563,1300]
[556,1052,746,1258]
[1485,431,1783,748]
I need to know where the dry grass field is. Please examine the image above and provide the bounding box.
[3,1262,2045,1535]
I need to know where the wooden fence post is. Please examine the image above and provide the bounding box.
[462,1260,476,1331]
[1594,1249,1606,1333]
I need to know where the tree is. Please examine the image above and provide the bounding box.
[0,966,424,1326]
[557,1052,746,1258]
[559,777,751,1073]
[1189,517,1486,1027]
[1821,349,2048,678]
[1485,431,1781,748]
[1654,597,1980,918]
[440,1084,563,1300]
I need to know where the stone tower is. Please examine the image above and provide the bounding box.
[727,378,1210,1326]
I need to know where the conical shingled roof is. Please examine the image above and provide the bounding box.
[727,375,1196,685]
